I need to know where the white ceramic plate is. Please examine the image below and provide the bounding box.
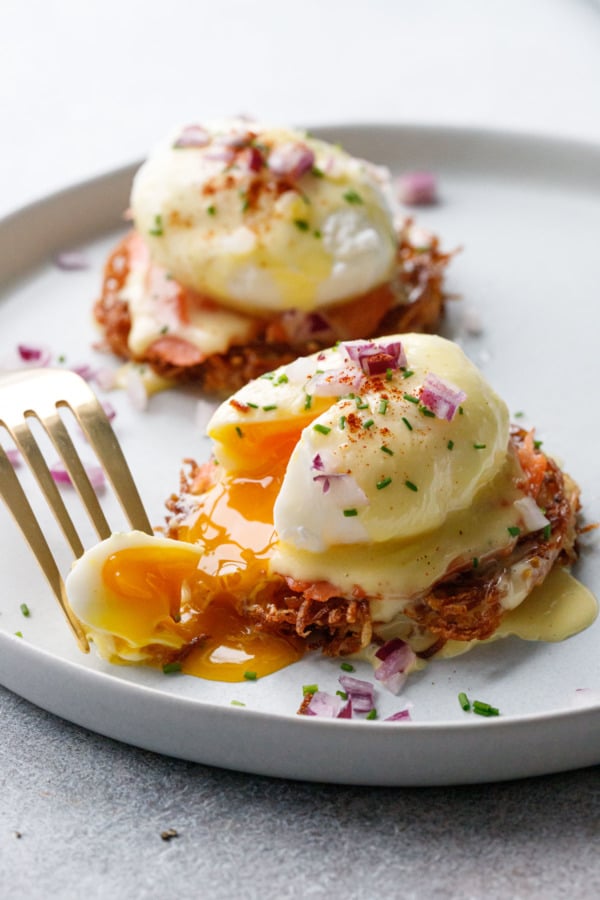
[1,125,599,786]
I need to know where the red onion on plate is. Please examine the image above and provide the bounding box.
[338,674,375,713]
[304,691,353,718]
[16,344,52,367]
[384,708,412,722]
[53,251,90,271]
[397,170,438,206]
[49,460,106,490]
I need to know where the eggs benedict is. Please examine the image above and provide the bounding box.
[95,119,451,393]
[65,335,596,682]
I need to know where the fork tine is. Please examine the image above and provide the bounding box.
[10,419,85,556]
[71,398,153,535]
[0,444,89,652]
[36,409,113,541]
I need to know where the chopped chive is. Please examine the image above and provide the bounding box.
[20,603,30,618]
[366,709,377,720]
[304,394,312,410]
[355,397,369,409]
[514,410,525,418]
[313,423,331,435]
[262,404,278,411]
[376,477,392,490]
[402,417,413,431]
[378,399,388,415]
[302,683,318,695]
[402,369,414,379]
[336,690,348,699]
[459,406,464,415]
[403,393,419,404]
[207,205,217,216]
[473,443,486,450]
[405,480,418,492]
[458,692,471,711]
[260,372,275,380]
[14,631,23,638]
[235,426,244,438]
[507,526,521,537]
[162,661,182,674]
[294,218,310,231]
[420,406,436,418]
[313,229,322,239]
[340,662,355,672]
[543,523,552,541]
[159,325,169,335]
[343,189,363,204]
[473,557,479,568]
[343,508,358,517]
[244,671,258,681]
[230,700,246,707]
[447,439,454,450]
[311,166,324,178]
[534,439,543,450]
[473,700,500,717]
[277,373,289,384]
[339,415,346,430]
[148,214,164,236]
[385,368,394,381]
[381,445,394,455]
[363,418,375,429]
[246,402,259,409]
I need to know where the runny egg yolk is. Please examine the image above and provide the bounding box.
[94,416,316,681]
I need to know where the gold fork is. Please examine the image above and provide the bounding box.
[0,367,153,651]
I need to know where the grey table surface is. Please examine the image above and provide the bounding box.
[0,685,598,900]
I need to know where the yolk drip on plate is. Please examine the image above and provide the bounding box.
[89,416,317,681]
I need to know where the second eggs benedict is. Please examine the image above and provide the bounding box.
[95,119,452,393]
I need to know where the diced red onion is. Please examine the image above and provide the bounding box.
[342,340,407,376]
[374,639,417,695]
[420,373,466,421]
[306,367,365,398]
[304,691,351,718]
[71,364,96,381]
[279,310,333,345]
[267,142,315,179]
[339,675,375,713]
[50,460,105,490]
[53,251,90,271]
[384,708,412,722]
[101,400,117,422]
[4,447,21,466]
[173,124,210,149]
[17,344,52,367]
[397,170,438,206]
[514,496,550,534]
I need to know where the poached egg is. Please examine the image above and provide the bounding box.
[130,117,397,316]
